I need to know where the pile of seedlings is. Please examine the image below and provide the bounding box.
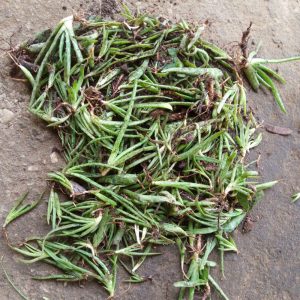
[4,7,300,300]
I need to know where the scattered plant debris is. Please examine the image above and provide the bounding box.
[291,193,300,203]
[4,6,300,299]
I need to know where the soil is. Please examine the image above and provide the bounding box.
[0,0,299,299]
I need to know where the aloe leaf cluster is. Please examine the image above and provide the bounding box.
[5,7,299,299]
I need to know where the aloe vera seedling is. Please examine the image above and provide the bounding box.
[242,46,300,113]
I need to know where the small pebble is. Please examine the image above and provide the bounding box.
[0,109,15,124]
[50,151,59,164]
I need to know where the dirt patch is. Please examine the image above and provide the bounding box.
[83,0,118,17]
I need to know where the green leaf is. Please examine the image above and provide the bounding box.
[3,192,42,228]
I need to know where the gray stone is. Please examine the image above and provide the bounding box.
[0,108,15,124]
[50,151,59,164]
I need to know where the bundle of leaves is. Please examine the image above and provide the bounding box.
[5,7,300,300]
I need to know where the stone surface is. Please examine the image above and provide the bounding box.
[0,1,299,300]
